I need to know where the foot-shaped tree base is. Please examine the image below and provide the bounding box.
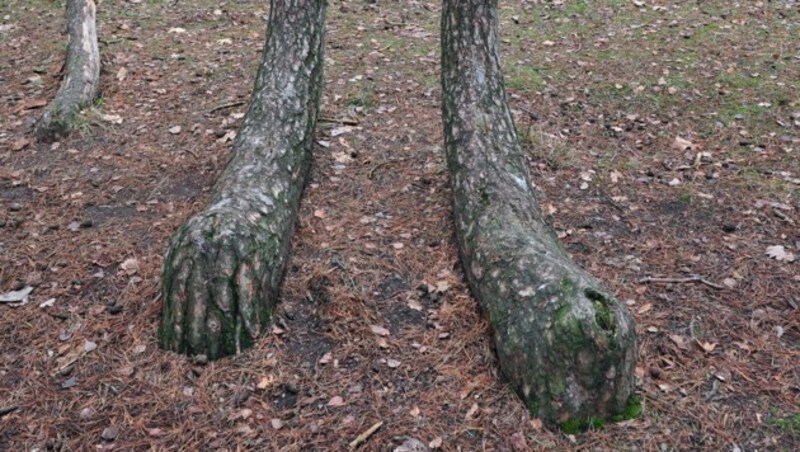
[441,0,637,427]
[157,0,326,360]
[479,251,637,425]
[158,208,281,359]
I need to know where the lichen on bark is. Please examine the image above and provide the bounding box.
[440,0,637,427]
[35,0,100,142]
[158,0,327,360]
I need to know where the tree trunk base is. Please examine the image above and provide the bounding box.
[36,0,100,142]
[441,0,637,428]
[158,206,284,359]
[158,0,327,361]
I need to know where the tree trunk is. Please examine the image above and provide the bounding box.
[158,0,327,360]
[35,0,100,142]
[441,0,637,428]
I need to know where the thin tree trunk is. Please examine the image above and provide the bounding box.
[35,0,100,142]
[158,0,327,360]
[441,0,637,428]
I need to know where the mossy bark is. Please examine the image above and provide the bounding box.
[441,0,637,427]
[35,0,100,142]
[158,0,327,360]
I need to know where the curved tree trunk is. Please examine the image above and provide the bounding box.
[441,0,637,428]
[35,0,100,142]
[158,0,327,360]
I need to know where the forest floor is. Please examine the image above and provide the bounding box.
[1,0,798,450]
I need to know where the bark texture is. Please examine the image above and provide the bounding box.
[441,0,637,427]
[35,0,100,142]
[158,0,327,360]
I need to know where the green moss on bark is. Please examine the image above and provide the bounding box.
[559,396,642,433]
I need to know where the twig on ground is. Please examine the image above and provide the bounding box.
[182,148,199,159]
[0,406,19,418]
[773,209,795,225]
[208,101,246,114]
[639,275,725,290]
[369,159,405,179]
[319,116,359,126]
[349,421,383,450]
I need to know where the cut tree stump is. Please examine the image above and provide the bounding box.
[158,0,327,360]
[441,0,637,428]
[35,0,100,142]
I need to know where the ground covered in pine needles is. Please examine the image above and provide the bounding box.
[1,0,798,450]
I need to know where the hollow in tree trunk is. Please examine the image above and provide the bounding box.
[440,0,637,429]
[35,0,100,142]
[158,0,327,360]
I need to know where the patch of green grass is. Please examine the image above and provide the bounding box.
[505,65,548,93]
[71,111,96,137]
[689,22,722,42]
[676,189,693,204]
[716,72,762,91]
[716,102,770,123]
[519,126,577,170]
[345,86,376,109]
[665,74,690,89]
[623,158,640,171]
[18,0,63,9]
[699,1,738,17]
[563,1,589,17]
[592,49,617,62]
[730,165,798,199]
[367,32,402,49]
[770,413,800,433]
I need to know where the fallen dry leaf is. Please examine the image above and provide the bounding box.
[765,245,796,263]
[119,258,140,275]
[465,403,480,420]
[696,340,718,353]
[98,112,123,124]
[11,138,30,152]
[257,375,275,390]
[669,334,687,349]
[672,136,694,151]
[319,352,332,364]
[13,98,47,113]
[369,325,390,337]
[83,340,97,353]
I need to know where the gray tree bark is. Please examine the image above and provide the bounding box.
[441,0,637,428]
[35,0,100,142]
[158,0,327,360]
